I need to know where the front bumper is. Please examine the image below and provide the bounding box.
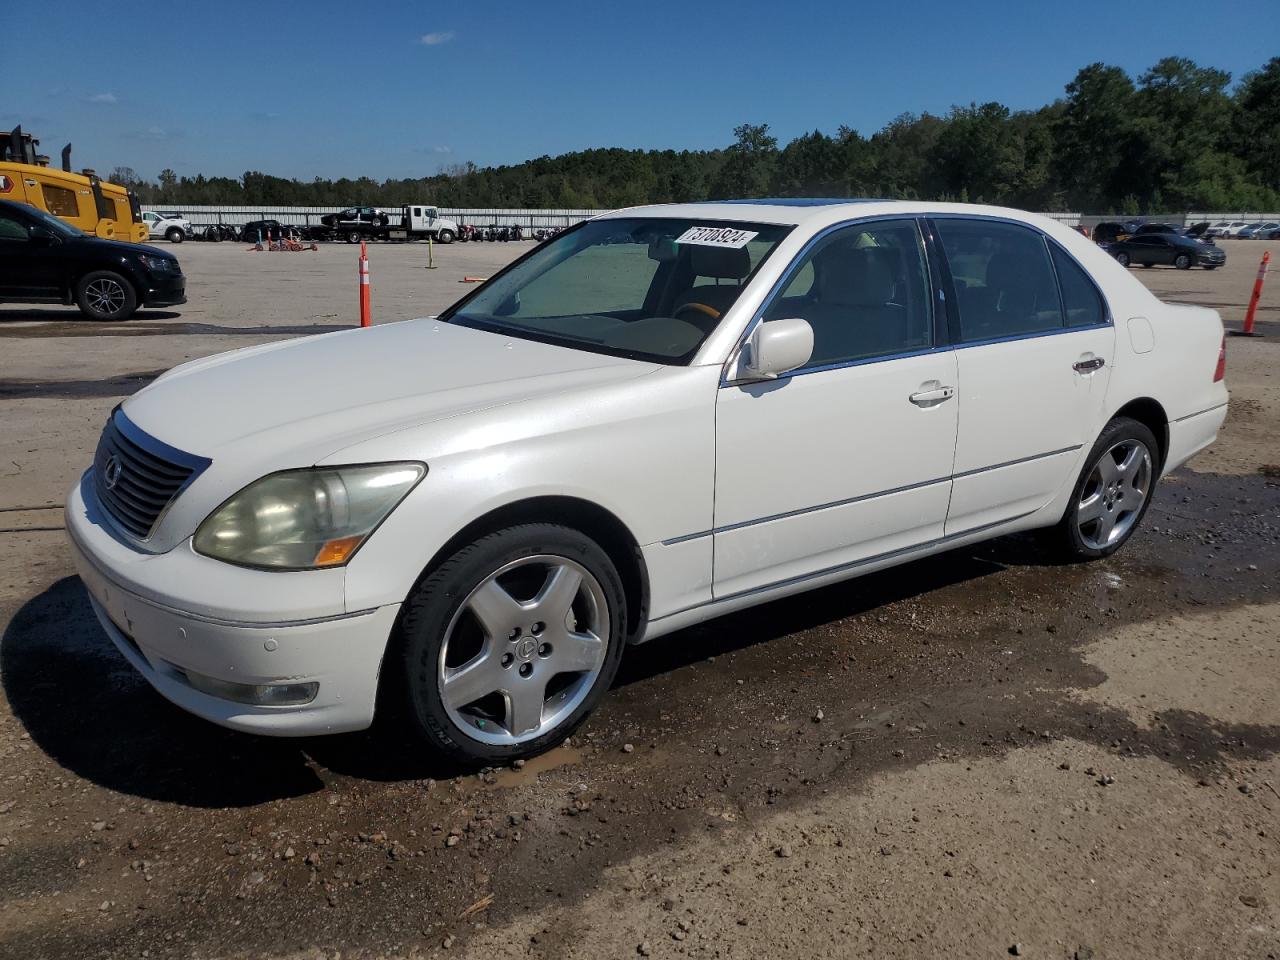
[65,478,398,736]
[141,273,186,307]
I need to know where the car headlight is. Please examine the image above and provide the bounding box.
[138,254,179,273]
[193,463,425,570]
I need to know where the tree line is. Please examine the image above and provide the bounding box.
[115,57,1280,214]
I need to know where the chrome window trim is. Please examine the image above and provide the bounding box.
[720,211,1115,387]
[720,214,938,386]
[927,212,1115,332]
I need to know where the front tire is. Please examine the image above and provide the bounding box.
[436,229,455,244]
[1174,253,1192,270]
[1115,251,1130,267]
[165,227,184,243]
[396,523,627,765]
[1045,417,1159,561]
[346,230,362,244]
[75,271,138,321]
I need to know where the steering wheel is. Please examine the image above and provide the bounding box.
[673,302,721,323]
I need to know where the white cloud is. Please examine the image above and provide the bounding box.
[87,92,118,104]
[433,145,452,154]
[419,31,455,46]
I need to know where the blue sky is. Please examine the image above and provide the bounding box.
[4,0,1276,182]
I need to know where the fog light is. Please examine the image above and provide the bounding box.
[182,669,319,706]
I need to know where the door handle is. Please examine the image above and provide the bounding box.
[909,385,955,407]
[1073,357,1106,373]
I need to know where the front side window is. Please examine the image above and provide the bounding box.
[0,216,29,241]
[42,184,80,219]
[445,218,791,363]
[761,218,933,368]
[936,219,1063,341]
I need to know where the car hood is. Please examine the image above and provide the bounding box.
[75,235,176,260]
[121,320,657,464]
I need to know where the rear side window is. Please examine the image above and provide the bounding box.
[1050,245,1106,328]
[936,219,1064,342]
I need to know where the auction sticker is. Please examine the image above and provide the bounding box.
[675,225,758,248]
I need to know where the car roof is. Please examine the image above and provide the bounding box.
[594,199,1070,231]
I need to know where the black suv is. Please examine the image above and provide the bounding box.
[0,199,185,320]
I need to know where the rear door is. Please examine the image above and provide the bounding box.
[930,217,1114,535]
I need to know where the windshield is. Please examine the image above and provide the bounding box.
[26,205,84,238]
[443,217,793,364]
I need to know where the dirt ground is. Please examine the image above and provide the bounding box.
[1,236,1277,960]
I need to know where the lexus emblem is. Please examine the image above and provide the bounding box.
[102,454,123,490]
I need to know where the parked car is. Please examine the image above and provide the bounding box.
[65,201,1227,764]
[239,219,285,243]
[1091,221,1139,244]
[141,210,191,243]
[1133,222,1179,236]
[0,198,185,320]
[1106,233,1226,270]
[319,206,390,228]
[1237,221,1279,240]
[1219,221,1252,238]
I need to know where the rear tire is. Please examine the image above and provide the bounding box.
[74,271,137,321]
[346,230,362,244]
[1043,417,1159,562]
[395,523,627,765]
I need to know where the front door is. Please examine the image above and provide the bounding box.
[0,211,61,298]
[713,218,958,599]
[930,218,1115,535]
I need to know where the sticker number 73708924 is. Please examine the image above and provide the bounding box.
[675,226,759,248]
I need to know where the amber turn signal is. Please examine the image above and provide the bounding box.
[313,535,365,566]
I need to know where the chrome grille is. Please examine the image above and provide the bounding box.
[93,411,209,540]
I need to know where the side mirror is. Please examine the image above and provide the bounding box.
[743,317,814,381]
[30,226,60,246]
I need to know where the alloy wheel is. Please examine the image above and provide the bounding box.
[437,555,610,746]
[1077,439,1153,550]
[85,278,127,316]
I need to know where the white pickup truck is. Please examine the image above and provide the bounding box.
[388,205,460,243]
[141,210,191,243]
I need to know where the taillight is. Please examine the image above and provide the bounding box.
[1214,336,1226,382]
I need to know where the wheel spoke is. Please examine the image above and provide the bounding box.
[1095,453,1119,485]
[552,630,604,674]
[1094,508,1117,544]
[441,650,501,710]
[505,679,547,736]
[1077,492,1106,524]
[467,579,524,640]
[1114,443,1140,482]
[532,564,582,621]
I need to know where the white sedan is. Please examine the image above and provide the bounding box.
[65,200,1228,764]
